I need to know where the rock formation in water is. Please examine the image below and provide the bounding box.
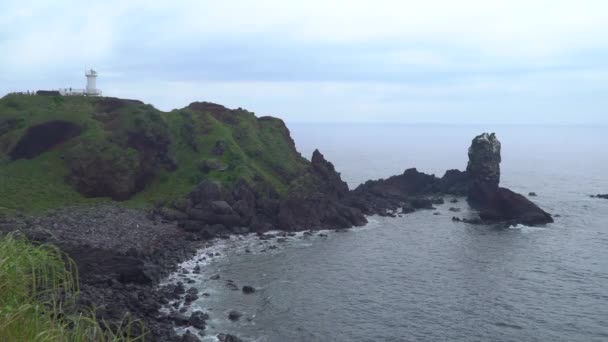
[466,132,501,202]
[591,194,608,199]
[465,133,553,225]
[348,132,553,226]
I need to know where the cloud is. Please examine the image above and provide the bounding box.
[1,0,607,124]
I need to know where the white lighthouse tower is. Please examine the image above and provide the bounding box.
[85,69,101,96]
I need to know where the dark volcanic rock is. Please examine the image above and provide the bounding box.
[217,333,245,342]
[275,149,366,231]
[228,310,242,321]
[311,149,349,199]
[181,330,201,342]
[410,198,435,210]
[477,187,553,225]
[467,132,501,190]
[528,192,538,197]
[242,285,255,294]
[10,120,82,160]
[189,311,209,330]
[465,133,552,225]
[591,194,608,199]
[349,132,551,226]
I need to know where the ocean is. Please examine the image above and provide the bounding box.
[165,124,608,342]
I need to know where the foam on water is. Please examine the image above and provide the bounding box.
[508,223,547,233]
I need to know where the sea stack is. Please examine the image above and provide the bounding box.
[467,132,501,202]
[466,133,553,225]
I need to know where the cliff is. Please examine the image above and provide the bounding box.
[0,94,310,212]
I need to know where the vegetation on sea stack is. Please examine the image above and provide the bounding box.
[0,94,308,212]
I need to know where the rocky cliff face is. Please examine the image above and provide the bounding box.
[466,133,502,204]
[467,133,501,187]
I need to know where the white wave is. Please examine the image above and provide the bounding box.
[508,224,546,233]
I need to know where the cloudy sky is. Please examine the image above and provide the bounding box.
[1,0,607,124]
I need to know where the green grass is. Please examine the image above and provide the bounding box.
[0,233,145,341]
[0,94,309,212]
[0,151,109,212]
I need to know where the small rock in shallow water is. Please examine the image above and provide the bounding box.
[181,330,200,342]
[242,285,255,294]
[228,310,242,321]
[210,274,220,280]
[174,282,186,295]
[184,292,198,303]
[528,192,538,197]
[217,333,244,342]
[168,312,189,326]
[189,310,209,330]
[226,282,239,291]
[448,207,461,212]
[431,197,445,205]
[433,212,441,215]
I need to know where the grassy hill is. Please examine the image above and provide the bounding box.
[0,94,309,213]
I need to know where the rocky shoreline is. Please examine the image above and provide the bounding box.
[0,132,555,341]
[0,205,206,341]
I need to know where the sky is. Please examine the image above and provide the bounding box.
[1,0,607,124]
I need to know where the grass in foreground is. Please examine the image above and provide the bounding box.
[0,233,145,341]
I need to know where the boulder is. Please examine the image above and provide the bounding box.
[228,310,242,321]
[478,187,553,225]
[159,207,189,221]
[182,220,204,233]
[188,181,222,206]
[242,285,255,294]
[410,198,435,209]
[168,312,189,326]
[211,201,234,215]
[181,330,200,342]
[189,311,209,330]
[199,159,227,173]
[217,333,244,342]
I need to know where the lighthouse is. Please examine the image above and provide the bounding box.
[85,69,100,96]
